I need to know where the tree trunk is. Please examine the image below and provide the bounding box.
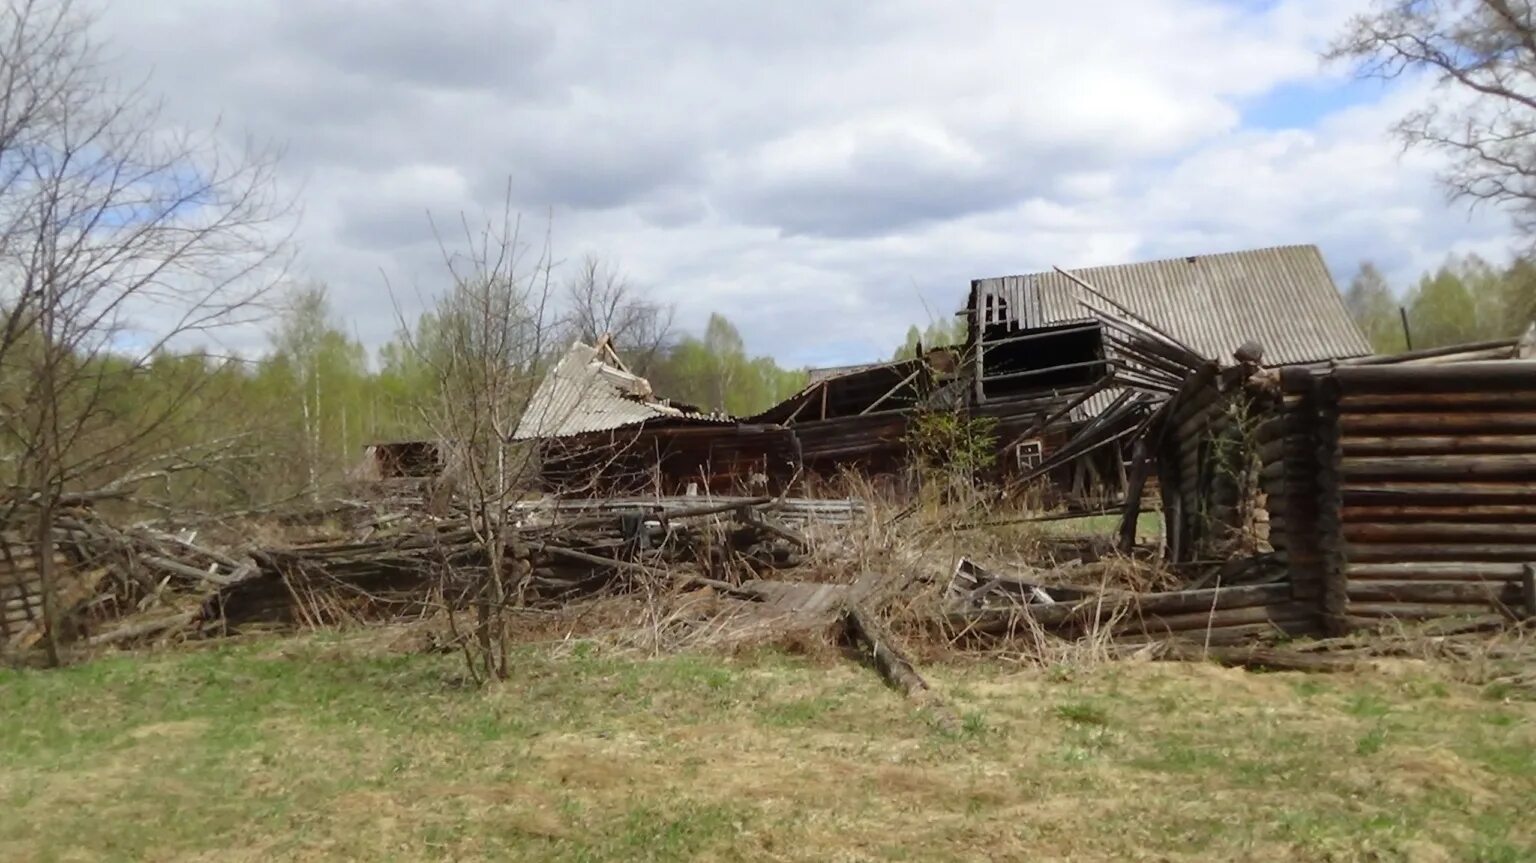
[35,497,60,667]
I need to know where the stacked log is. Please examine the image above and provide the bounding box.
[950,581,1318,646]
[1321,361,1536,628]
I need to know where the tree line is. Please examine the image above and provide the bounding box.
[1343,255,1536,354]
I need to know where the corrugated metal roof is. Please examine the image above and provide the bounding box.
[970,245,1371,366]
[512,341,726,440]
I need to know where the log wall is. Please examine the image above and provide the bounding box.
[1266,361,1536,630]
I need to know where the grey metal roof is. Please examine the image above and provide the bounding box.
[970,245,1371,366]
[512,341,725,440]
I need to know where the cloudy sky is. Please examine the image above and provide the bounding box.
[98,0,1518,367]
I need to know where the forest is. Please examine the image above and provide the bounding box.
[1343,254,1536,353]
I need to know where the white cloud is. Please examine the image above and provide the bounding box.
[91,0,1520,366]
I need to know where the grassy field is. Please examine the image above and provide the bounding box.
[1,634,1533,862]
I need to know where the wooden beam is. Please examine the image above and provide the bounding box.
[859,369,922,416]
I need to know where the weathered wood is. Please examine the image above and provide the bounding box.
[1316,383,1347,636]
[1114,602,1315,636]
[1346,562,1527,581]
[1344,522,1536,543]
[958,584,1295,634]
[1341,434,1536,456]
[1338,390,1536,411]
[1342,504,1536,523]
[1330,361,1536,394]
[1340,454,1536,481]
[1342,482,1536,506]
[842,606,961,734]
[83,610,197,647]
[1344,579,1520,604]
[1339,413,1536,435]
[1524,564,1536,619]
[1345,543,1536,562]
[1118,439,1151,554]
[1344,602,1500,620]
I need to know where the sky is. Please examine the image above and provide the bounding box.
[96,0,1522,368]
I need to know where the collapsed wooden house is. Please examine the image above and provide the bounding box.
[965,244,1372,500]
[513,340,799,496]
[509,245,1377,501]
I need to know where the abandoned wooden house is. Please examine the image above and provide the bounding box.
[513,340,797,496]
[967,244,1373,501]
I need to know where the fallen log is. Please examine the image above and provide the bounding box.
[841,605,962,734]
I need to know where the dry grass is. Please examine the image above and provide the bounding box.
[2,630,1533,862]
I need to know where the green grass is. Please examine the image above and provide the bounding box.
[1,634,1533,861]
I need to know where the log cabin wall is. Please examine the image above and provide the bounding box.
[1307,361,1536,632]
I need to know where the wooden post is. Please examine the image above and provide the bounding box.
[1399,306,1413,351]
[1118,439,1151,554]
[1523,563,1536,619]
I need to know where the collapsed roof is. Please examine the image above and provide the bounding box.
[511,341,725,441]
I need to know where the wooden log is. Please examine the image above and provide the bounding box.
[1339,390,1536,411]
[1113,619,1320,646]
[1347,562,1526,581]
[1344,523,1536,543]
[1344,602,1500,620]
[1342,504,1536,523]
[1345,543,1536,562]
[1113,602,1315,637]
[1342,434,1536,457]
[1340,413,1536,435]
[842,606,961,734]
[1340,454,1536,481]
[1344,580,1520,604]
[955,584,1291,635]
[83,610,197,647]
[1330,361,1536,394]
[1342,482,1536,506]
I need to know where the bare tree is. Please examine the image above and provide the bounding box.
[562,253,674,375]
[390,199,557,683]
[0,0,287,663]
[1328,1,1536,232]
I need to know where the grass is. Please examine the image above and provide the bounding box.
[1,634,1534,861]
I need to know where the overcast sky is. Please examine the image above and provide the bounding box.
[98,0,1518,367]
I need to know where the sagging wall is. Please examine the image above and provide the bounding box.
[1269,361,1536,633]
